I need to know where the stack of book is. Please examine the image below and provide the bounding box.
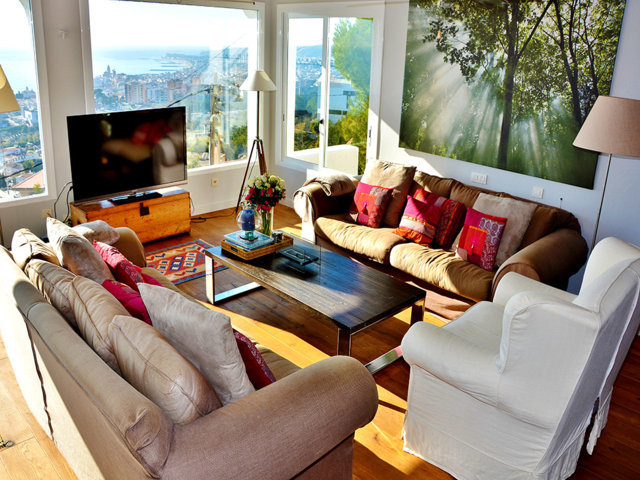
[223,231,274,251]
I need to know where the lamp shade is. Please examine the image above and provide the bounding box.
[0,64,20,113]
[240,70,276,92]
[573,96,640,158]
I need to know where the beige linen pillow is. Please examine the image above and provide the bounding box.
[46,217,115,284]
[109,315,221,425]
[73,220,120,245]
[25,259,78,329]
[139,284,255,405]
[361,160,416,227]
[473,193,538,267]
[68,276,129,373]
[11,228,60,269]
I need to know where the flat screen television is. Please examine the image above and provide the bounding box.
[67,106,187,204]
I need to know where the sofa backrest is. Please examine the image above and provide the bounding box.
[0,246,173,479]
[411,172,582,250]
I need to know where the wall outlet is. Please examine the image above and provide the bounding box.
[471,172,488,184]
[532,186,544,199]
[210,178,219,187]
[41,208,53,218]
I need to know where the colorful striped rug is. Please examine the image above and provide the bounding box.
[145,239,226,284]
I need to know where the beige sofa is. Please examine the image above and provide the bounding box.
[0,226,378,479]
[294,169,588,318]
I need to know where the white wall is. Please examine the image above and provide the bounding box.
[269,0,640,292]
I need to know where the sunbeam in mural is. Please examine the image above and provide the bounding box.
[399,0,626,189]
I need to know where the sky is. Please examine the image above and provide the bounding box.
[0,1,32,52]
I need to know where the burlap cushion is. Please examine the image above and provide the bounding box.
[361,160,416,227]
[139,284,255,405]
[109,315,221,425]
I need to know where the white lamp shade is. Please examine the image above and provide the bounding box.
[240,70,276,92]
[573,96,640,158]
[0,64,20,113]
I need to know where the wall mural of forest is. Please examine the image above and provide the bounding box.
[399,0,626,189]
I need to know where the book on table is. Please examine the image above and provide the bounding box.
[224,231,274,251]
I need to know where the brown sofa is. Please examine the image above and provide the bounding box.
[0,226,378,479]
[294,170,588,318]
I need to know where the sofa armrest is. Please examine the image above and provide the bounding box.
[163,356,378,480]
[293,183,354,242]
[493,272,577,307]
[112,227,146,267]
[491,228,588,298]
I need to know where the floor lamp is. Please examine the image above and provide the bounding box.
[0,64,20,246]
[236,70,276,212]
[573,95,640,249]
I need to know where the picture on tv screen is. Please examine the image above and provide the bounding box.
[67,106,187,203]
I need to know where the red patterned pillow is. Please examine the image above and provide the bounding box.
[233,330,275,389]
[102,280,152,325]
[455,208,507,271]
[395,196,442,246]
[345,182,393,228]
[94,241,143,291]
[413,189,466,249]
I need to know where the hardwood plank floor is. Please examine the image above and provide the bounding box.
[0,205,637,479]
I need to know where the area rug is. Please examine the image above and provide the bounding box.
[145,239,226,285]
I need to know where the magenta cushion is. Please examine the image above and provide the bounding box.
[395,196,442,246]
[94,241,143,291]
[233,330,276,389]
[133,266,165,287]
[413,189,466,249]
[345,182,393,228]
[455,208,508,271]
[102,280,152,325]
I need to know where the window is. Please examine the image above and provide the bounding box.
[0,0,49,202]
[86,0,262,170]
[277,3,384,175]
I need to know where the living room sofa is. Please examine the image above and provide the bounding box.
[0,225,378,479]
[294,164,588,318]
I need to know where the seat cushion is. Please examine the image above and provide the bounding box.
[315,214,406,264]
[390,242,494,301]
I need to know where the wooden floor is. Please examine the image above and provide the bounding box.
[0,205,639,479]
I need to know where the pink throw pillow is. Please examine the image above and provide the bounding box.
[413,189,466,249]
[133,265,165,287]
[102,280,152,325]
[233,330,276,389]
[395,195,442,246]
[94,241,143,291]
[455,208,507,271]
[345,182,393,228]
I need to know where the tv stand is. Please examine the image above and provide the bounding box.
[110,191,162,205]
[70,187,190,243]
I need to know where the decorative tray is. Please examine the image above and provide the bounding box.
[221,233,294,260]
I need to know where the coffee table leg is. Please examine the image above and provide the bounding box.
[337,328,352,356]
[205,255,216,304]
[411,297,425,324]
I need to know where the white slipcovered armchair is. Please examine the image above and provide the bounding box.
[401,237,640,480]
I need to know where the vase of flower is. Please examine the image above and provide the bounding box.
[244,172,286,238]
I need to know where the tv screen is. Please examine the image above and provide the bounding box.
[67,107,187,204]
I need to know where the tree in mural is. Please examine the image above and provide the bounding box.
[400,0,625,187]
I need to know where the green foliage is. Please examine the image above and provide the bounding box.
[332,19,373,95]
[33,183,44,194]
[227,125,247,160]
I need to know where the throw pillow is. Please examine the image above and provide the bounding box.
[133,265,165,287]
[24,259,78,329]
[413,189,466,249]
[102,280,152,325]
[11,228,60,269]
[345,181,393,228]
[46,218,115,284]
[395,195,442,246]
[94,241,143,291]
[472,193,538,267]
[233,330,276,389]
[108,315,221,425]
[455,208,507,271]
[138,284,255,405]
[73,220,120,245]
[67,276,130,373]
[361,159,417,227]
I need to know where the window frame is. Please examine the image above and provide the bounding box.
[78,0,266,176]
[0,0,57,207]
[275,2,384,174]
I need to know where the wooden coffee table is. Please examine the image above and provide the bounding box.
[204,236,425,373]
